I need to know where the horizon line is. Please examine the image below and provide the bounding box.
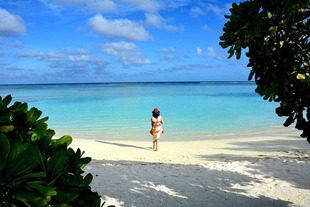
[0,80,255,86]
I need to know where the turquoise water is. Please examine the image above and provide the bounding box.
[0,82,284,141]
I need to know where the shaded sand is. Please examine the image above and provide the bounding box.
[70,128,310,207]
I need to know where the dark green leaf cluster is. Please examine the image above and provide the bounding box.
[219,0,310,142]
[0,95,102,207]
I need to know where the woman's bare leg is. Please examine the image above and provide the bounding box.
[153,134,160,151]
[154,139,158,151]
[155,140,159,151]
[154,136,159,151]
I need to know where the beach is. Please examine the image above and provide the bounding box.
[2,82,309,206]
[70,127,310,207]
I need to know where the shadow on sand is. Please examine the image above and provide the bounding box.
[196,137,310,192]
[86,158,309,207]
[95,140,153,151]
[86,137,309,207]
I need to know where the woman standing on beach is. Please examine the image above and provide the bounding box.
[150,108,164,151]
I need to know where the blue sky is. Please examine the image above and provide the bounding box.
[0,0,247,84]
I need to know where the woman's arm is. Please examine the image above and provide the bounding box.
[160,116,164,124]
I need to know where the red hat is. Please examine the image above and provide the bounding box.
[153,108,159,113]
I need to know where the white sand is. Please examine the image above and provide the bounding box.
[70,127,310,207]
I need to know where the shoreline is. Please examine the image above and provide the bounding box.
[61,124,294,142]
[70,127,309,165]
[72,137,309,165]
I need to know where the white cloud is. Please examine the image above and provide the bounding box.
[17,51,43,58]
[202,24,211,32]
[48,0,163,14]
[102,41,152,67]
[45,0,195,16]
[161,63,219,73]
[207,47,217,57]
[145,13,162,28]
[42,51,65,61]
[17,50,65,62]
[190,7,205,17]
[40,0,64,14]
[50,0,84,6]
[68,54,87,61]
[10,40,23,48]
[162,47,175,53]
[205,3,231,19]
[159,0,192,9]
[88,14,151,41]
[66,48,92,62]
[120,0,163,13]
[0,8,26,36]
[194,47,218,58]
[49,0,117,13]
[160,47,177,61]
[84,0,117,13]
[145,13,183,32]
[196,47,202,56]
[17,49,106,72]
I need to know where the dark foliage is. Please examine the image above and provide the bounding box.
[0,95,102,207]
[220,0,310,143]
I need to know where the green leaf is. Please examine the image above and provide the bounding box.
[0,125,15,133]
[276,106,292,117]
[0,101,6,110]
[11,101,28,113]
[228,46,235,58]
[2,95,12,106]
[49,135,73,156]
[0,111,12,124]
[31,123,48,141]
[12,172,46,186]
[268,26,278,34]
[27,107,42,125]
[6,144,39,177]
[14,190,44,203]
[31,199,49,207]
[297,73,306,80]
[53,135,73,147]
[0,133,10,159]
[37,116,49,124]
[0,133,9,172]
[27,181,57,196]
[267,11,272,18]
[79,156,91,169]
[82,173,93,187]
[47,149,72,182]
[248,70,254,80]
[283,115,294,127]
[55,188,81,204]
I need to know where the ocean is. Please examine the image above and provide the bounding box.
[0,82,285,141]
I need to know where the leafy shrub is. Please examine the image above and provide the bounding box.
[219,0,310,142]
[0,95,102,207]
